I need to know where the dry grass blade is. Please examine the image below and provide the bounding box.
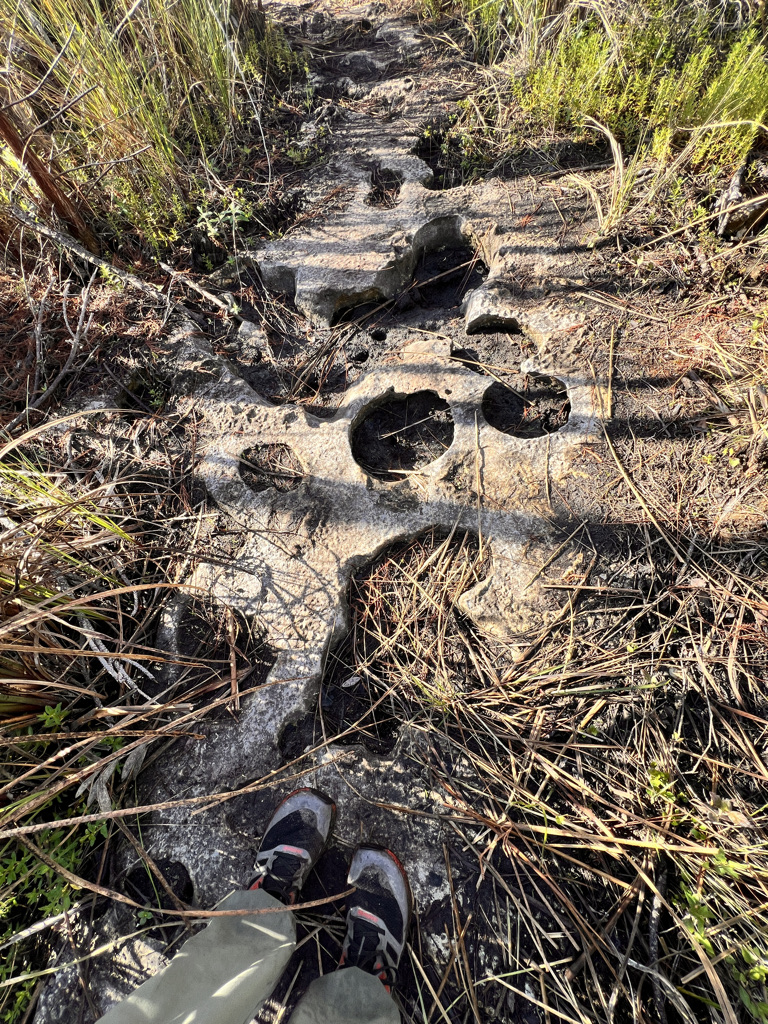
[323,482,768,1024]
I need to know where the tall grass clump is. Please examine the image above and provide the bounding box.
[0,379,223,1022]
[0,0,304,251]
[422,0,570,62]
[327,506,768,1024]
[0,438,139,1021]
[518,11,768,172]
[423,1,768,181]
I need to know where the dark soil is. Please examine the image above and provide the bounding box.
[239,442,304,493]
[411,244,486,308]
[350,389,454,480]
[482,374,571,437]
[365,165,404,208]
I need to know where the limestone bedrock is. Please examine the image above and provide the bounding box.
[35,6,611,1018]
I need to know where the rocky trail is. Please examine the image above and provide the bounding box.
[27,3,768,1024]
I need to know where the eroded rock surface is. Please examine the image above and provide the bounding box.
[35,4,608,1021]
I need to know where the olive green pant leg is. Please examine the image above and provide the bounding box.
[287,967,401,1024]
[98,888,295,1024]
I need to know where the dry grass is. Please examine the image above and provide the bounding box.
[1,3,767,1021]
[324,404,768,1024]
[0,287,268,1018]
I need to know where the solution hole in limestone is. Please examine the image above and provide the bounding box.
[410,245,486,309]
[168,600,276,708]
[330,299,383,328]
[123,859,193,941]
[416,122,489,189]
[350,390,454,480]
[239,443,304,493]
[365,165,404,208]
[318,528,491,754]
[482,374,570,437]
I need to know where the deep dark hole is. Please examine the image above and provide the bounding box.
[318,528,489,755]
[365,165,404,209]
[369,328,386,341]
[163,601,276,707]
[190,226,227,270]
[354,348,370,362]
[124,859,193,942]
[415,123,488,189]
[121,371,169,413]
[330,299,382,327]
[239,443,304,493]
[329,246,486,327]
[351,390,454,480]
[482,375,570,437]
[411,245,486,308]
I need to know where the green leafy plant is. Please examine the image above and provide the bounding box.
[0,810,106,1022]
[37,704,68,731]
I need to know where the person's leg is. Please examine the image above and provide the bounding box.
[288,846,412,1024]
[97,887,295,1024]
[287,967,400,1024]
[97,788,336,1024]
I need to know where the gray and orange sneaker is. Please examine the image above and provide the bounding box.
[340,845,413,993]
[249,788,336,905]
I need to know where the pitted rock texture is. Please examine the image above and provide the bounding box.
[36,5,609,1022]
[163,330,600,698]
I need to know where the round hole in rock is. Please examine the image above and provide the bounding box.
[365,166,404,208]
[369,327,387,341]
[239,443,303,493]
[412,245,486,308]
[416,123,481,190]
[354,348,370,362]
[124,859,193,939]
[170,601,276,708]
[320,527,491,754]
[330,299,381,328]
[482,375,570,438]
[351,390,454,480]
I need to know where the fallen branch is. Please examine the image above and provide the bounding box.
[0,111,100,253]
[9,204,170,305]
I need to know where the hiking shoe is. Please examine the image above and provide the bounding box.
[340,845,412,993]
[249,788,336,904]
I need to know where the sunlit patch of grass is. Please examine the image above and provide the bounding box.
[0,0,306,252]
[517,18,768,174]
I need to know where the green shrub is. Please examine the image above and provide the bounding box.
[691,30,768,168]
[514,7,768,172]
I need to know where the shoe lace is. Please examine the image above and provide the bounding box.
[251,847,307,900]
[344,915,396,986]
